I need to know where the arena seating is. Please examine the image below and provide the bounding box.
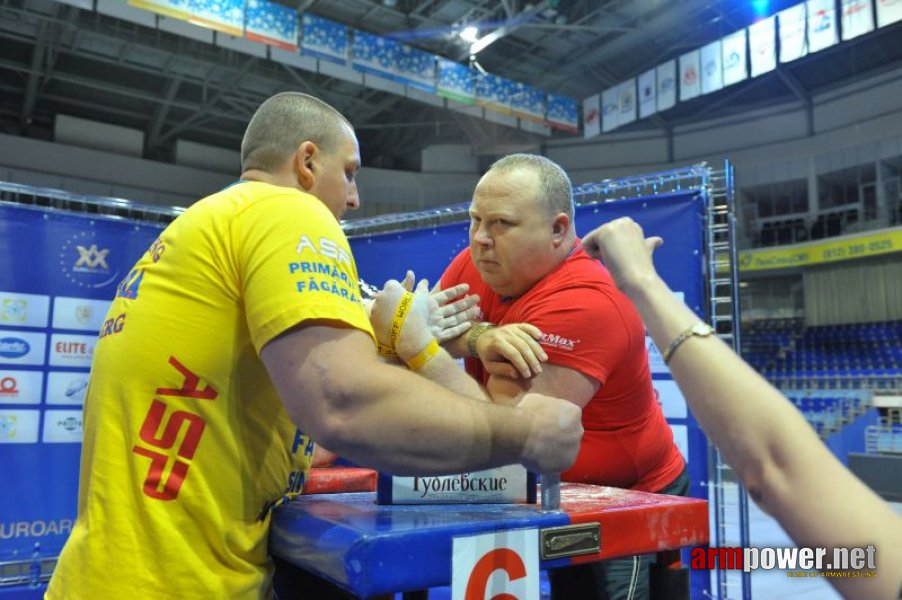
[743,318,902,390]
[741,319,902,450]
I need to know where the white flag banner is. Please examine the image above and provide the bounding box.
[779,4,808,63]
[721,30,748,87]
[807,0,838,53]
[700,40,723,94]
[656,60,677,111]
[841,0,874,40]
[749,16,777,77]
[877,0,902,27]
[602,87,619,132]
[638,68,657,118]
[618,79,637,127]
[583,93,601,139]
[679,50,701,101]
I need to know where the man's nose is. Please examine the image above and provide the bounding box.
[472,225,492,247]
[347,187,360,211]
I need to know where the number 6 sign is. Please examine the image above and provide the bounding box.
[452,528,540,600]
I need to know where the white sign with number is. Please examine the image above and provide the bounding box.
[451,528,539,600]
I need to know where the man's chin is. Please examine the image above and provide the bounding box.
[477,271,510,295]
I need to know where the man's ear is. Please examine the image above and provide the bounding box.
[551,213,571,247]
[294,141,317,191]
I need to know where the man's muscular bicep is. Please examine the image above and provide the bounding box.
[487,363,599,408]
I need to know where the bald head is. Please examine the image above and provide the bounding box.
[485,154,574,220]
[241,92,352,173]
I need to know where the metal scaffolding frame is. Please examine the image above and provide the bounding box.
[0,166,749,599]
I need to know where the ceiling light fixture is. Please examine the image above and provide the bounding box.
[459,26,479,43]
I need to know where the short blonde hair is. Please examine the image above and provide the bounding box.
[487,154,574,219]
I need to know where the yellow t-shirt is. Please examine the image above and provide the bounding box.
[46,181,374,600]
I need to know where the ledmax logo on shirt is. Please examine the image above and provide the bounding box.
[541,333,579,351]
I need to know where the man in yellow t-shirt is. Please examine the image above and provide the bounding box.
[46,92,584,599]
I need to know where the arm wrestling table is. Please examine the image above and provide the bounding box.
[270,468,709,599]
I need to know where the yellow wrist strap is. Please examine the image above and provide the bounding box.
[377,342,398,360]
[388,291,414,352]
[406,339,440,370]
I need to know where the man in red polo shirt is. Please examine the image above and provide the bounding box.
[438,154,687,600]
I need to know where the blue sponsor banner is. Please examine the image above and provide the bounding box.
[0,203,163,558]
[393,45,436,93]
[349,190,709,598]
[475,72,511,113]
[351,30,399,80]
[301,13,348,65]
[244,0,298,50]
[546,94,579,133]
[436,58,475,104]
[511,82,546,123]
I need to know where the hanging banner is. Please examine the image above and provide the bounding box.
[807,0,838,53]
[737,227,902,271]
[130,0,246,34]
[582,93,601,139]
[700,40,723,95]
[617,79,637,127]
[721,30,748,87]
[877,0,902,26]
[393,45,436,93]
[436,59,475,104]
[779,3,809,63]
[244,0,298,50]
[476,73,512,114]
[546,95,579,133]
[301,14,348,64]
[679,50,700,101]
[656,60,677,111]
[601,87,619,132]
[0,203,164,560]
[841,0,875,40]
[749,16,777,76]
[511,83,546,123]
[352,31,399,80]
[638,68,657,119]
[185,0,244,36]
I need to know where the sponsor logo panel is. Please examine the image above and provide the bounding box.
[42,409,84,443]
[48,334,96,367]
[45,371,90,405]
[0,292,51,328]
[0,331,47,366]
[52,297,111,331]
[0,370,43,405]
[0,410,40,443]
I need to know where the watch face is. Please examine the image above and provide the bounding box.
[693,323,714,336]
